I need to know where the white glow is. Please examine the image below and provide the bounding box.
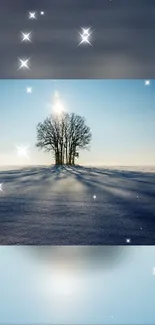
[26,87,32,93]
[18,58,30,70]
[53,91,65,115]
[82,28,90,36]
[145,80,150,86]
[21,32,32,42]
[40,11,44,15]
[40,263,82,307]
[78,34,91,46]
[29,12,36,19]
[0,183,3,192]
[78,27,93,46]
[53,101,65,114]
[32,249,94,320]
[52,271,77,296]
[16,145,29,158]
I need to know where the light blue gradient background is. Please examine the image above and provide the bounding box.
[0,246,155,324]
[0,79,154,166]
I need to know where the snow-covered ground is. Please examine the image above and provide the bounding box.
[0,165,155,244]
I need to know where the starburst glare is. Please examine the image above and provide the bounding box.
[21,32,32,42]
[29,12,36,19]
[16,145,29,158]
[78,27,93,47]
[145,80,150,86]
[26,87,32,93]
[40,11,44,15]
[126,238,131,244]
[82,28,90,36]
[18,58,30,70]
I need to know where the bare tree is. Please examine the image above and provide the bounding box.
[36,112,92,165]
[68,114,92,165]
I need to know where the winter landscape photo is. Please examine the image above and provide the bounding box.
[0,79,155,244]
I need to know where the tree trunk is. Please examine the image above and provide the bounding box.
[65,140,68,164]
[72,145,76,165]
[69,150,72,165]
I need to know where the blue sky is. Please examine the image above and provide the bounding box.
[0,246,155,324]
[0,79,154,166]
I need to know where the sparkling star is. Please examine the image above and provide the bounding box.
[82,28,90,36]
[21,32,32,42]
[29,12,36,19]
[16,145,29,158]
[40,11,44,15]
[126,238,131,244]
[78,27,93,46]
[145,80,150,86]
[18,58,30,70]
[93,195,96,199]
[0,183,3,192]
[79,34,92,46]
[26,87,32,93]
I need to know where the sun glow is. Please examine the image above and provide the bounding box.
[43,266,79,298]
[34,250,90,319]
[39,259,84,306]
[16,145,29,158]
[52,270,77,296]
[53,100,65,115]
[52,91,65,115]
